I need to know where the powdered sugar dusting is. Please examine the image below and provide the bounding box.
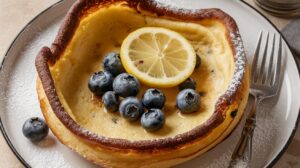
[226,32,246,96]
[251,106,280,167]
[205,152,232,168]
[153,0,198,14]
[233,160,248,168]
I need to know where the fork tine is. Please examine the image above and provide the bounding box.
[258,32,269,83]
[251,31,263,83]
[265,33,276,85]
[272,36,282,87]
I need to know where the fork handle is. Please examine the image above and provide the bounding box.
[229,117,255,167]
[229,95,261,167]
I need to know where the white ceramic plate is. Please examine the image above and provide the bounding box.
[0,0,299,167]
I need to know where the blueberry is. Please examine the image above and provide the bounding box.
[119,97,143,121]
[103,52,125,76]
[113,73,140,97]
[142,89,166,109]
[141,109,165,131]
[178,78,197,91]
[88,71,114,96]
[195,54,201,69]
[176,89,200,113]
[22,117,49,142]
[102,91,119,112]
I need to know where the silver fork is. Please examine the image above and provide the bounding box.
[229,32,283,167]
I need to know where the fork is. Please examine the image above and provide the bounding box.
[229,32,283,167]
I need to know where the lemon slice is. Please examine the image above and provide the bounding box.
[120,27,196,88]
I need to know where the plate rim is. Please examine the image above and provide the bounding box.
[0,0,299,167]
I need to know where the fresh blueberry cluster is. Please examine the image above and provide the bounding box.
[88,52,202,131]
[88,52,165,131]
[22,53,202,141]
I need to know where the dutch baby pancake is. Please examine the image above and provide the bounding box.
[35,0,249,167]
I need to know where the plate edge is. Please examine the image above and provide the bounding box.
[0,1,299,168]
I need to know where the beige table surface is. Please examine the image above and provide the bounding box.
[0,0,299,167]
